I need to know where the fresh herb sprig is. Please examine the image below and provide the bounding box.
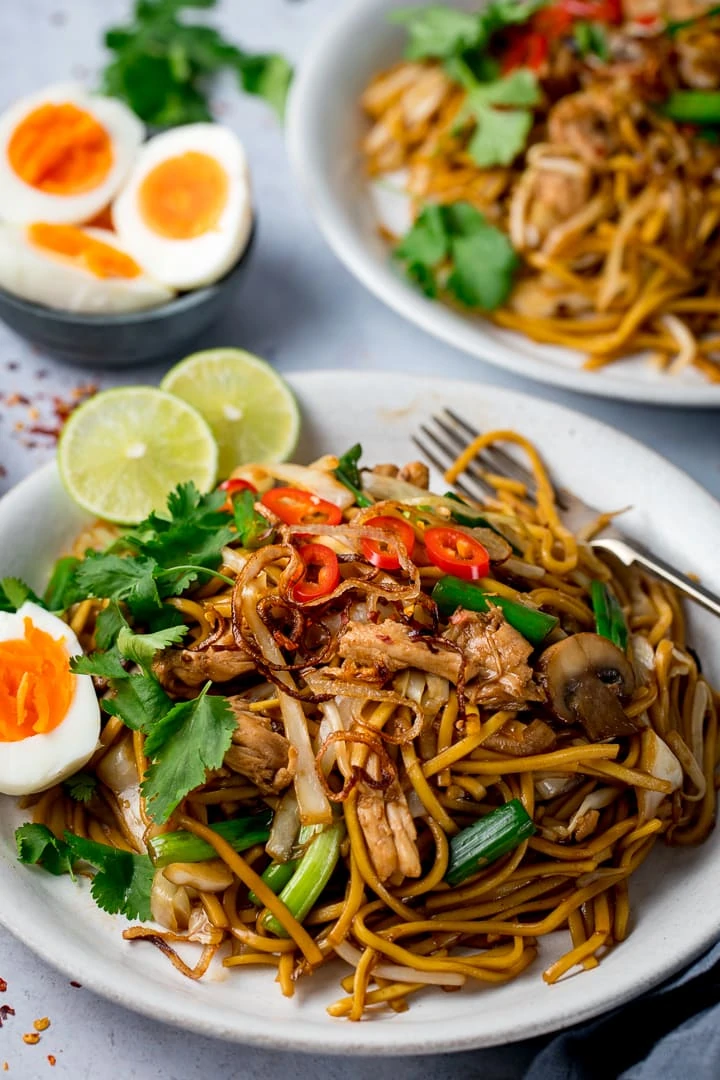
[394,202,519,309]
[102,0,293,125]
[16,824,154,920]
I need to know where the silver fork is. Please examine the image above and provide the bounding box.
[412,408,720,619]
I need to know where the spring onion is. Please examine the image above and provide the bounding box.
[248,823,319,905]
[431,575,558,645]
[445,799,535,886]
[591,580,628,651]
[43,556,81,610]
[262,821,344,936]
[334,444,373,508]
[661,90,720,125]
[148,810,272,868]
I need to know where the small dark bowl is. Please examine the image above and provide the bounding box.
[0,223,256,369]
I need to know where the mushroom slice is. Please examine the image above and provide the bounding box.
[538,632,639,741]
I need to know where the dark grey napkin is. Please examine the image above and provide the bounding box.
[523,939,720,1079]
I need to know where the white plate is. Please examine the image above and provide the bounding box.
[286,0,720,408]
[1,370,719,1055]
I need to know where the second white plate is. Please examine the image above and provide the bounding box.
[286,0,720,408]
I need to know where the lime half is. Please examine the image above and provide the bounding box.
[161,348,300,479]
[58,386,219,524]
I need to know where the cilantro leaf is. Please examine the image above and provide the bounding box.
[141,685,236,823]
[117,623,188,673]
[334,444,373,508]
[104,673,174,733]
[390,6,484,60]
[16,824,74,877]
[574,21,609,61]
[101,0,292,127]
[458,69,540,167]
[124,483,234,574]
[0,577,44,613]
[64,772,98,804]
[447,222,520,309]
[95,601,130,651]
[394,202,519,311]
[64,833,154,921]
[43,557,82,611]
[237,53,293,121]
[70,648,127,679]
[394,205,448,267]
[233,489,273,549]
[74,554,162,621]
[468,102,534,166]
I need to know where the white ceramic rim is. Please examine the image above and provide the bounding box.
[285,0,720,408]
[1,370,720,1055]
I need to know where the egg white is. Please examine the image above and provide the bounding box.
[112,123,253,290]
[0,223,175,313]
[0,82,144,225]
[0,602,101,796]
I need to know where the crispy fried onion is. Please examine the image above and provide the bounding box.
[303,672,424,745]
[281,523,422,605]
[315,729,397,802]
[123,928,220,979]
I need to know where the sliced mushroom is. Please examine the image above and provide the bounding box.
[482,718,556,756]
[538,632,640,741]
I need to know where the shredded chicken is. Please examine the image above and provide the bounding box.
[525,166,591,244]
[356,754,421,882]
[338,608,539,708]
[224,702,296,794]
[547,90,623,165]
[443,608,541,708]
[154,647,255,697]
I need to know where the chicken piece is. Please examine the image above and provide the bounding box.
[547,91,622,165]
[154,647,255,697]
[338,618,461,681]
[676,20,720,88]
[444,608,541,708]
[224,702,296,794]
[338,610,539,709]
[482,717,556,756]
[525,166,591,245]
[398,461,430,489]
[356,754,421,882]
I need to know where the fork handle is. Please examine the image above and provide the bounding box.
[592,538,720,619]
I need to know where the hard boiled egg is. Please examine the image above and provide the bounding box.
[0,222,175,313]
[0,602,101,796]
[0,82,143,226]
[112,123,253,290]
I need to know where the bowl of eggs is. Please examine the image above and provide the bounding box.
[0,83,255,367]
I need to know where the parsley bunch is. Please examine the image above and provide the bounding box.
[394,202,519,310]
[102,0,293,125]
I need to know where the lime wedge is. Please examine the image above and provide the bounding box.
[160,348,300,479]
[58,386,219,524]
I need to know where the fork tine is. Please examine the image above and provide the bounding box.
[441,407,569,512]
[442,408,536,489]
[433,413,536,498]
[417,424,498,500]
[412,430,495,502]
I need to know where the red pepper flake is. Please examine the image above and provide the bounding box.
[0,978,6,992]
[2,1061,8,1071]
[0,1006,15,1027]
[27,407,40,422]
[69,981,81,989]
[5,394,29,407]
[47,1057,56,1068]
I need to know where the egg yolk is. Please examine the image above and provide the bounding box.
[139,151,229,240]
[8,102,113,195]
[29,223,142,279]
[0,618,73,742]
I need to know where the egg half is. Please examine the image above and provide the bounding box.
[0,82,143,225]
[0,222,175,313]
[0,602,101,796]
[112,123,253,290]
